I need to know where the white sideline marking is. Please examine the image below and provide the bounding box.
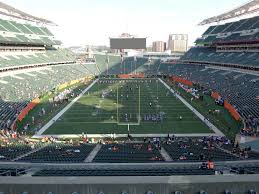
[33,79,99,137]
[158,78,225,137]
[33,78,224,139]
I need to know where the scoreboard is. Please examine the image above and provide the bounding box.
[110,38,146,49]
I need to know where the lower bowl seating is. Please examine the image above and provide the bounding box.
[18,143,94,163]
[93,143,164,163]
[32,166,214,176]
[0,144,32,161]
[0,168,27,176]
[163,140,239,162]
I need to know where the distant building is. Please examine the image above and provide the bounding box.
[146,45,152,52]
[152,41,166,52]
[168,34,188,52]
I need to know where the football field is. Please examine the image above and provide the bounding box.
[43,78,213,135]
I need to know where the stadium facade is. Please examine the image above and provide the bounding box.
[0,1,259,194]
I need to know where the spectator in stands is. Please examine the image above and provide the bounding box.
[200,162,207,170]
[207,159,215,169]
[147,144,153,151]
[83,137,88,144]
[111,146,118,151]
[200,153,205,161]
[179,155,187,160]
[127,133,132,140]
[150,156,161,161]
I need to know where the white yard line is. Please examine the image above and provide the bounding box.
[158,78,225,137]
[33,78,224,139]
[33,79,99,137]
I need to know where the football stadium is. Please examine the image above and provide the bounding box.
[0,0,259,193]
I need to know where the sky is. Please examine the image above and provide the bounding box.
[3,0,248,47]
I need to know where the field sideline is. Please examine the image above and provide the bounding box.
[38,78,219,136]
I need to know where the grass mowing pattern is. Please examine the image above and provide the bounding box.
[44,79,212,135]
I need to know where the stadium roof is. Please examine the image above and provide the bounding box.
[0,1,57,25]
[199,0,259,25]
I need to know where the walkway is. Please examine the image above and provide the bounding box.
[160,147,172,162]
[12,144,48,162]
[84,144,102,162]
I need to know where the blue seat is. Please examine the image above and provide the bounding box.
[224,190,232,194]
[249,190,257,194]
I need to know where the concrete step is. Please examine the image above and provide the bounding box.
[84,144,102,162]
[11,144,48,162]
[160,147,173,162]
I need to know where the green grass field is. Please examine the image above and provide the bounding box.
[43,78,213,135]
[168,80,242,140]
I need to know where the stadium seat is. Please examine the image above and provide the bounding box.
[0,19,61,45]
[0,60,88,130]
[162,63,259,128]
[0,144,33,161]
[0,168,27,176]
[224,190,232,194]
[32,165,215,176]
[162,138,238,162]
[93,143,164,163]
[249,190,258,194]
[181,46,259,67]
[196,16,259,45]
[18,143,95,163]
